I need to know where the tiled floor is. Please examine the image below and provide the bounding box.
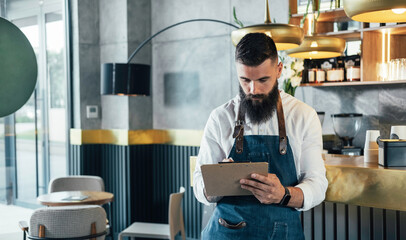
[0,204,34,240]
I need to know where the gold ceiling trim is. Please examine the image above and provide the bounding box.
[70,129,203,146]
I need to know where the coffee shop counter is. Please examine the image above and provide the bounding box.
[190,154,406,211]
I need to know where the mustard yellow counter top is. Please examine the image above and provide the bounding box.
[190,154,406,211]
[324,154,406,211]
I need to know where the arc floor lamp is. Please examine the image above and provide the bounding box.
[100,0,305,96]
[100,19,239,96]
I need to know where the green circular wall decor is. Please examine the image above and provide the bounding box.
[0,17,38,117]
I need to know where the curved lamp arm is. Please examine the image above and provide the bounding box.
[127,18,239,64]
[103,18,239,95]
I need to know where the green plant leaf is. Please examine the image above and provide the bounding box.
[233,6,244,28]
[289,7,291,23]
[316,0,321,21]
[300,0,311,28]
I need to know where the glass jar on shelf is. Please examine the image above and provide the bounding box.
[378,62,389,82]
[316,69,325,82]
[400,59,406,80]
[308,68,316,83]
[389,59,401,81]
[327,68,344,82]
[346,66,360,81]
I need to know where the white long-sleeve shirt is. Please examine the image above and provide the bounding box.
[193,91,328,211]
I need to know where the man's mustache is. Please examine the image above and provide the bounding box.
[246,94,266,99]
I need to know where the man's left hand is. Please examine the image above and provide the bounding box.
[240,173,285,204]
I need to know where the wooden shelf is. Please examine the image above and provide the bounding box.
[317,30,361,40]
[291,8,351,23]
[360,23,406,35]
[288,0,406,88]
[300,80,406,87]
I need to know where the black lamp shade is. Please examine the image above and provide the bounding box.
[101,63,150,95]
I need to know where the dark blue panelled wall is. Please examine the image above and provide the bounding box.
[70,143,406,240]
[69,144,201,239]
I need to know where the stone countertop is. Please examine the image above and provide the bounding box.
[324,154,406,211]
[190,154,406,211]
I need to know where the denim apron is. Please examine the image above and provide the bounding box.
[201,93,304,240]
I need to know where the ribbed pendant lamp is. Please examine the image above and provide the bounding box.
[231,0,304,50]
[343,0,406,23]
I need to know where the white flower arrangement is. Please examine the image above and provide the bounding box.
[278,51,304,96]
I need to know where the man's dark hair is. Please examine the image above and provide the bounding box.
[235,33,278,66]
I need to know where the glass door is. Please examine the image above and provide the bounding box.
[0,0,68,207]
[0,118,5,203]
[14,16,43,206]
[45,12,67,181]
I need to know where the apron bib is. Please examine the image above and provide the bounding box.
[201,93,305,240]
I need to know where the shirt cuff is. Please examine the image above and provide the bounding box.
[295,183,314,211]
[204,188,223,204]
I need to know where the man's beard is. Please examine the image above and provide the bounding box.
[239,83,279,124]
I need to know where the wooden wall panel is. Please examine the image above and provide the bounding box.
[362,31,382,82]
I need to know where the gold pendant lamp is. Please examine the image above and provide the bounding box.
[286,10,346,59]
[343,0,406,23]
[231,0,304,50]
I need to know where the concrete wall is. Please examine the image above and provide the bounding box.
[150,0,406,149]
[0,0,5,17]
[296,84,406,148]
[151,0,289,129]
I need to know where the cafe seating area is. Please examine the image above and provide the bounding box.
[2,0,406,240]
[12,174,186,240]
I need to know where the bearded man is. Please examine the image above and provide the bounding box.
[193,33,328,239]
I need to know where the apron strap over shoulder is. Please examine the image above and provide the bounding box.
[277,93,287,155]
[233,105,245,154]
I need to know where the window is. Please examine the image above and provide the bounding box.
[0,0,69,207]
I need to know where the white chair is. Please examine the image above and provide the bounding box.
[48,175,112,239]
[19,205,107,240]
[118,187,186,240]
[48,175,105,193]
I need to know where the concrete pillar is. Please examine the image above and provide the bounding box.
[71,0,152,130]
[100,0,152,130]
[71,0,101,129]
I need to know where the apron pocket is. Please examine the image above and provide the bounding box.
[247,152,271,163]
[218,217,247,230]
[269,222,288,240]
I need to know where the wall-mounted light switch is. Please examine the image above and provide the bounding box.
[86,105,98,119]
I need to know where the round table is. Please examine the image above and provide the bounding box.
[37,191,114,206]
